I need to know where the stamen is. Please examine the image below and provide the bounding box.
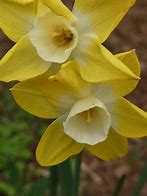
[86,110,91,123]
[51,28,73,46]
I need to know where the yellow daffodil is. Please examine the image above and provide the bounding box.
[9,0,33,4]
[11,50,147,166]
[0,0,138,82]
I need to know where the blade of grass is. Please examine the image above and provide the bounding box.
[112,175,126,196]
[132,161,147,196]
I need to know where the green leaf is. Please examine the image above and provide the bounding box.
[0,182,15,196]
[132,161,147,196]
[26,177,49,196]
[49,166,58,196]
[112,175,126,196]
[5,158,20,185]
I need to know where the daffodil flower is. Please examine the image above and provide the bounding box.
[9,0,33,4]
[0,0,138,82]
[12,50,147,166]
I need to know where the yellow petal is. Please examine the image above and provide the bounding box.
[73,0,135,43]
[114,49,140,96]
[116,50,140,76]
[0,35,50,82]
[73,34,139,83]
[56,61,90,98]
[42,0,76,22]
[11,66,77,118]
[0,0,34,42]
[108,97,147,138]
[92,50,140,98]
[9,0,33,5]
[33,0,40,15]
[36,117,84,166]
[33,0,49,16]
[86,128,128,160]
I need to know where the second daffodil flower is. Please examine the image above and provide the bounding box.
[0,0,138,82]
[12,50,147,166]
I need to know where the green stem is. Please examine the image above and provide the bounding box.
[57,159,73,196]
[49,166,58,196]
[72,153,82,196]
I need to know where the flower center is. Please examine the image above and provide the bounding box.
[29,12,79,63]
[63,96,111,145]
[52,28,73,46]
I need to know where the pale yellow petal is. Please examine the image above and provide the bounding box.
[0,35,50,82]
[36,117,84,166]
[0,0,34,42]
[107,97,147,138]
[42,0,76,22]
[29,12,78,63]
[73,0,135,43]
[73,34,139,82]
[63,96,111,145]
[87,128,128,160]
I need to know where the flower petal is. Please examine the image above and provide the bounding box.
[42,0,76,22]
[10,0,33,4]
[29,12,78,63]
[11,64,79,118]
[114,50,140,95]
[116,50,140,76]
[107,97,147,138]
[63,96,111,145]
[36,117,84,166]
[86,128,128,160]
[0,35,51,82]
[73,0,135,43]
[56,61,90,98]
[0,0,34,42]
[73,34,139,82]
[91,50,141,100]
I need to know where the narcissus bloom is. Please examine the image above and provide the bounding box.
[12,50,147,166]
[9,0,33,4]
[0,0,138,82]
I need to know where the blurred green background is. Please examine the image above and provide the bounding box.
[0,84,51,196]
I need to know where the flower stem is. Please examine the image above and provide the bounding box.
[49,166,58,196]
[57,160,73,196]
[72,153,82,196]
